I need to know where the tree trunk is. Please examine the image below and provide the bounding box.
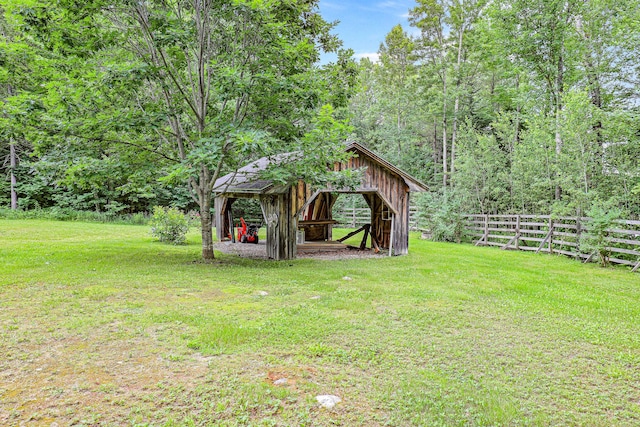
[442,73,448,189]
[432,119,439,183]
[10,141,17,210]
[451,26,464,181]
[200,193,215,259]
[554,51,564,201]
[575,15,604,163]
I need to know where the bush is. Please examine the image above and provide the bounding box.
[150,206,189,245]
[579,200,622,267]
[418,191,468,243]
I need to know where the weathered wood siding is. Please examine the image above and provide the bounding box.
[260,193,297,260]
[215,146,418,258]
[393,192,410,255]
[299,192,337,241]
[336,151,411,255]
[214,197,235,241]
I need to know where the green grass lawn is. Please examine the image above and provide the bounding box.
[1,220,639,426]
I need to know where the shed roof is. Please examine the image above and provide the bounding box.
[212,141,429,195]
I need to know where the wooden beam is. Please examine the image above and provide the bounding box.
[501,235,518,250]
[296,189,322,217]
[388,214,395,256]
[476,215,488,246]
[536,227,553,253]
[360,224,370,250]
[370,234,380,253]
[337,224,368,242]
[583,252,595,264]
[632,260,640,273]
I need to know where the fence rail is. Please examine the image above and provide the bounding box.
[334,208,639,271]
[464,214,640,271]
[334,206,421,230]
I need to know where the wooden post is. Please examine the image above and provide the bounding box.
[370,234,380,253]
[388,214,395,256]
[260,193,297,260]
[575,216,582,259]
[360,224,370,250]
[501,215,520,250]
[484,214,489,245]
[229,215,235,243]
[536,221,553,254]
[632,260,640,273]
[475,214,489,246]
[351,200,356,228]
[515,215,521,250]
[548,218,554,254]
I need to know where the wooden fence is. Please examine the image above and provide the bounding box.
[335,206,421,230]
[465,214,640,272]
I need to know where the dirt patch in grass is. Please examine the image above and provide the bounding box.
[0,324,211,425]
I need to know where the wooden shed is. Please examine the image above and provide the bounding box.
[212,142,428,260]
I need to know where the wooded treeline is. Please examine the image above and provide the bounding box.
[349,0,640,218]
[1,0,639,240]
[0,0,357,258]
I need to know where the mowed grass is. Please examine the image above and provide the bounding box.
[0,220,639,426]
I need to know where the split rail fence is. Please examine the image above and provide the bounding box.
[465,214,640,272]
[335,206,421,230]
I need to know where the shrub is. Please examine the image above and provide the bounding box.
[579,200,622,267]
[418,191,468,243]
[150,206,189,245]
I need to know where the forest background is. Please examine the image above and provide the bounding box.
[2,0,639,229]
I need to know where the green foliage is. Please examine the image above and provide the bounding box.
[580,199,622,267]
[453,120,510,213]
[0,207,148,224]
[261,104,357,188]
[418,191,468,243]
[149,206,189,245]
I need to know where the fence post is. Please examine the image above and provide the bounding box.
[351,206,356,228]
[484,214,489,245]
[515,215,521,250]
[575,216,582,259]
[548,218,554,254]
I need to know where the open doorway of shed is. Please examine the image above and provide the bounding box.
[334,193,371,228]
[216,197,265,245]
[297,191,393,254]
[231,198,263,226]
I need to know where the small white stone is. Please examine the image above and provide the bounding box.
[316,394,341,409]
[310,295,321,300]
[342,276,352,281]
[273,378,288,385]
[258,291,269,296]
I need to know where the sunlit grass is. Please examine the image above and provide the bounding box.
[1,219,639,426]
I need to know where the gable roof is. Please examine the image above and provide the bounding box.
[212,141,429,195]
[212,152,296,195]
[345,141,429,192]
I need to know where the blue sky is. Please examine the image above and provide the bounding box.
[318,0,416,63]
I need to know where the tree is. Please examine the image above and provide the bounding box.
[410,0,450,188]
[3,0,355,258]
